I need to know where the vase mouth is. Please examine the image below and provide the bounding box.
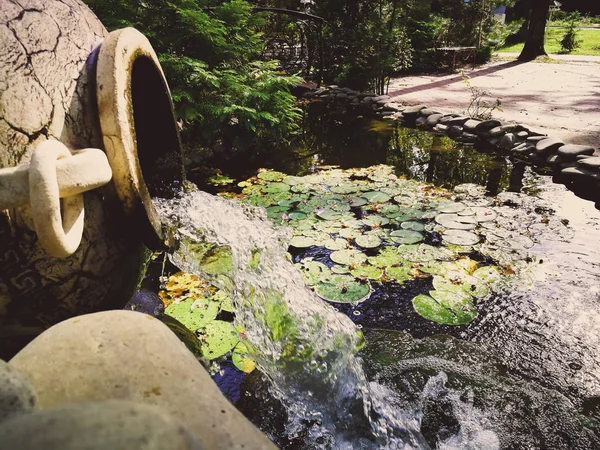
[96,27,184,250]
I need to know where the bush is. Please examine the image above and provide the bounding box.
[560,12,582,53]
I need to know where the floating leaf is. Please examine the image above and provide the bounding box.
[348,196,368,207]
[290,236,317,248]
[412,292,476,326]
[350,264,384,280]
[232,342,256,373]
[165,298,220,332]
[401,221,425,232]
[397,244,456,263]
[200,320,240,360]
[472,207,498,222]
[324,237,350,251]
[339,228,360,239]
[315,275,371,303]
[288,211,307,220]
[385,265,413,283]
[317,209,345,221]
[258,170,286,181]
[330,249,368,266]
[437,202,466,214]
[330,184,357,194]
[368,247,405,268]
[442,230,480,246]
[331,264,351,274]
[473,266,502,283]
[296,260,331,286]
[435,214,477,230]
[362,216,390,227]
[363,191,391,203]
[355,234,382,249]
[389,230,424,245]
[263,182,290,194]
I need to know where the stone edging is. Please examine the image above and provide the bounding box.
[303,85,600,195]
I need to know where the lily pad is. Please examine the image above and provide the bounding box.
[412,292,476,326]
[442,230,480,246]
[363,191,391,203]
[473,266,502,283]
[348,196,368,207]
[315,275,371,303]
[263,182,290,194]
[316,209,345,221]
[339,228,360,239]
[330,249,368,266]
[355,234,382,249]
[200,320,240,360]
[290,236,317,248]
[385,265,413,283]
[165,298,220,332]
[288,211,307,220]
[362,216,391,227]
[258,170,286,181]
[437,202,467,214]
[350,264,384,280]
[435,214,478,230]
[232,342,256,373]
[296,260,331,286]
[400,221,425,232]
[389,230,424,245]
[324,237,350,251]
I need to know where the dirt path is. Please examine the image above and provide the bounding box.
[388,55,600,149]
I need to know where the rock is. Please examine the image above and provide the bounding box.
[447,125,463,139]
[489,125,516,137]
[124,289,164,317]
[446,116,469,126]
[361,96,374,104]
[0,361,36,423]
[415,117,428,128]
[526,128,547,137]
[516,131,529,139]
[489,137,499,146]
[561,167,600,181]
[434,124,448,132]
[403,105,427,115]
[10,311,276,450]
[498,133,516,150]
[475,119,502,132]
[557,144,596,161]
[352,97,360,104]
[0,400,202,450]
[461,132,479,142]
[526,135,547,145]
[437,114,460,125]
[546,154,562,165]
[426,113,444,127]
[374,95,391,105]
[535,137,564,155]
[419,109,440,117]
[463,119,481,131]
[512,143,533,154]
[382,102,400,111]
[335,93,347,99]
[578,156,600,169]
[577,154,592,161]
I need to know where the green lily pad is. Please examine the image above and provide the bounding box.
[283,176,303,185]
[330,184,357,194]
[232,342,256,373]
[315,275,371,303]
[331,264,351,274]
[324,237,350,251]
[330,249,368,266]
[401,221,425,232]
[368,247,405,268]
[385,265,413,283]
[389,230,424,245]
[362,216,390,227]
[397,244,456,263]
[339,228,360,239]
[258,170,286,181]
[472,207,498,222]
[363,191,391,203]
[200,320,240,360]
[288,211,307,220]
[350,264,384,280]
[435,214,478,230]
[355,234,382,249]
[348,196,368,207]
[412,292,476,326]
[263,182,291,194]
[316,209,346,221]
[165,298,220,332]
[290,236,317,248]
[442,230,480,246]
[473,266,502,283]
[296,259,331,286]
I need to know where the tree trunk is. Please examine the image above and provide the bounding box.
[518,0,551,61]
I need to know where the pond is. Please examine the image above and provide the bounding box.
[150,104,600,449]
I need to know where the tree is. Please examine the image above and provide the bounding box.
[518,0,551,61]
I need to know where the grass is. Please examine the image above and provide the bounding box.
[497,28,600,56]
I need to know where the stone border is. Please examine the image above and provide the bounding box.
[303,86,600,200]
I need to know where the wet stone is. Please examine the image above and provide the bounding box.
[447,125,463,138]
[446,116,469,126]
[463,119,481,131]
[438,114,460,124]
[336,93,348,99]
[535,137,564,155]
[403,105,427,115]
[475,119,502,132]
[415,117,428,127]
[426,113,444,127]
[516,131,529,139]
[0,361,36,423]
[419,108,440,117]
[498,133,516,150]
[561,167,600,180]
[434,124,448,132]
[382,103,400,111]
[461,132,479,142]
[557,144,596,160]
[578,156,600,169]
[526,136,547,145]
[547,154,562,165]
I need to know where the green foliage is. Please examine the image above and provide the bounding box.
[85,0,301,154]
[560,12,582,53]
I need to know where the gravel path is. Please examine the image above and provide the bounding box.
[388,54,600,149]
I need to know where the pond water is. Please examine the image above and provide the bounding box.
[156,105,600,449]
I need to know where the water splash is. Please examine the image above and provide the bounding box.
[155,188,427,448]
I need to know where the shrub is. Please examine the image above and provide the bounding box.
[560,12,582,53]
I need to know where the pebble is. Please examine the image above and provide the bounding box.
[463,119,481,131]
[557,144,596,160]
[475,119,502,132]
[561,167,600,180]
[403,105,427,115]
[0,361,36,423]
[426,113,444,127]
[447,125,463,138]
[578,156,600,169]
[498,133,516,150]
[418,108,440,117]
